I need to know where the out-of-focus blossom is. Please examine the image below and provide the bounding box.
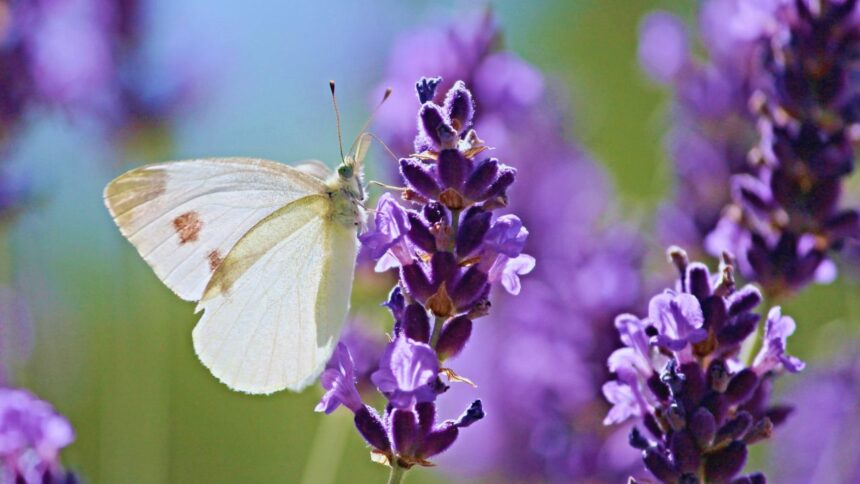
[644,1,860,295]
[639,2,761,255]
[604,247,801,483]
[0,387,76,483]
[708,0,860,295]
[377,13,646,482]
[768,350,860,483]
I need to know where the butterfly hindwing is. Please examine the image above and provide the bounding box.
[192,195,359,394]
[103,158,326,301]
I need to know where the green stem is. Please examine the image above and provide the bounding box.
[299,409,350,484]
[429,316,443,349]
[742,322,764,367]
[387,462,407,484]
[449,209,461,252]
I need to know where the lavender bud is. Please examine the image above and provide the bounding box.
[435,315,472,359]
[463,158,499,199]
[479,167,516,200]
[401,158,440,198]
[727,286,762,316]
[671,429,701,473]
[717,313,760,346]
[456,209,491,256]
[431,251,458,288]
[407,213,437,253]
[690,408,717,448]
[643,447,679,482]
[704,441,747,482]
[451,266,488,310]
[415,76,442,104]
[419,103,448,147]
[416,401,435,436]
[443,80,474,133]
[391,408,420,456]
[418,425,458,458]
[742,418,773,446]
[725,370,758,405]
[686,262,711,300]
[401,263,433,302]
[455,400,484,428]
[715,412,753,445]
[354,406,391,452]
[402,303,431,343]
[629,427,650,450]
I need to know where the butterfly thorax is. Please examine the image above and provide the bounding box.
[326,163,365,228]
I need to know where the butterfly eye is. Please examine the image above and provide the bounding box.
[337,165,354,179]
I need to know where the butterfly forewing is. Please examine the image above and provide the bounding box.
[193,195,359,394]
[103,158,326,301]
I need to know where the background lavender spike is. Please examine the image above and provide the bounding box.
[604,247,803,482]
[643,0,860,295]
[639,1,762,256]
[375,13,647,481]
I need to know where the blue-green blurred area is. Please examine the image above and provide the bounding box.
[5,0,860,483]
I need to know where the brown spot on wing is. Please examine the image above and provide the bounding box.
[207,249,223,272]
[173,211,202,244]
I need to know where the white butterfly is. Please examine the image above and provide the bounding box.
[103,87,375,395]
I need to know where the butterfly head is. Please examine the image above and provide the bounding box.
[335,157,364,202]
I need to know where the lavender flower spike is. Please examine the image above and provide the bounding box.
[604,247,802,483]
[321,79,521,479]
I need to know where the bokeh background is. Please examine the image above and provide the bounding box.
[4,0,860,483]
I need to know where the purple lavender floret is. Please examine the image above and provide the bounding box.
[604,247,802,483]
[371,335,439,409]
[0,387,76,484]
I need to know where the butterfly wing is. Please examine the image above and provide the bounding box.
[192,195,358,394]
[103,158,326,301]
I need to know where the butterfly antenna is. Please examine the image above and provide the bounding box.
[367,133,400,164]
[368,180,406,192]
[329,80,345,162]
[349,87,392,153]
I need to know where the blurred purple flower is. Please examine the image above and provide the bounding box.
[647,0,860,295]
[377,12,646,482]
[768,350,860,483]
[640,3,761,255]
[0,387,75,483]
[604,247,801,482]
